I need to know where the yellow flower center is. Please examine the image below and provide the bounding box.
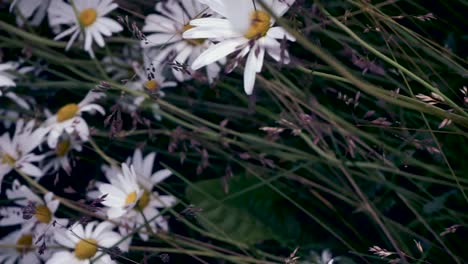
[135,189,151,211]
[55,140,71,157]
[1,153,16,166]
[16,234,33,253]
[125,191,138,206]
[144,80,159,91]
[244,10,271,39]
[35,204,52,224]
[74,238,98,260]
[79,8,98,27]
[183,23,205,45]
[56,103,79,122]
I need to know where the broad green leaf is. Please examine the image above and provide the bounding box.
[186,175,303,245]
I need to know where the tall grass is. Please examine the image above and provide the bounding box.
[1,0,467,263]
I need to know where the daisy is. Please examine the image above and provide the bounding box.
[0,226,41,264]
[0,180,67,231]
[183,0,296,94]
[0,119,49,189]
[48,0,123,56]
[44,91,105,148]
[42,134,83,175]
[142,0,224,83]
[97,163,143,219]
[126,60,177,120]
[48,221,122,264]
[10,0,51,26]
[98,149,177,241]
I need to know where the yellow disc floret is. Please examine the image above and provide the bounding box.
[144,80,159,91]
[125,191,138,206]
[16,234,33,253]
[183,23,205,45]
[35,204,52,224]
[56,103,79,122]
[56,140,71,157]
[244,10,271,39]
[135,189,151,211]
[79,8,98,27]
[75,238,98,260]
[1,153,16,166]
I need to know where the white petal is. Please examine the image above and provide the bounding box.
[267,27,295,41]
[151,169,172,184]
[243,48,259,95]
[19,163,43,177]
[191,38,246,70]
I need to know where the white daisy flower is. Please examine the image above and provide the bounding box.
[142,0,224,82]
[42,134,83,176]
[126,60,177,120]
[0,61,40,110]
[48,0,123,56]
[98,163,143,219]
[10,0,51,26]
[143,0,224,83]
[183,0,296,94]
[97,149,176,242]
[48,221,122,264]
[0,225,42,264]
[0,120,49,189]
[0,180,65,227]
[44,91,105,148]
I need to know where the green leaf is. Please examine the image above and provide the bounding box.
[186,175,303,245]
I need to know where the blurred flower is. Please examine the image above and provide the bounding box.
[0,61,37,110]
[0,180,68,249]
[143,0,224,83]
[0,108,20,128]
[42,134,83,175]
[0,120,49,188]
[48,0,123,56]
[99,149,177,242]
[9,0,51,26]
[44,91,105,148]
[126,60,176,120]
[183,0,296,94]
[102,45,142,82]
[0,225,42,264]
[97,163,143,219]
[48,221,122,264]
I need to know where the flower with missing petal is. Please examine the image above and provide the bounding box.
[98,163,143,219]
[143,0,224,83]
[48,221,122,264]
[44,91,105,148]
[0,120,49,188]
[48,0,123,56]
[183,0,296,94]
